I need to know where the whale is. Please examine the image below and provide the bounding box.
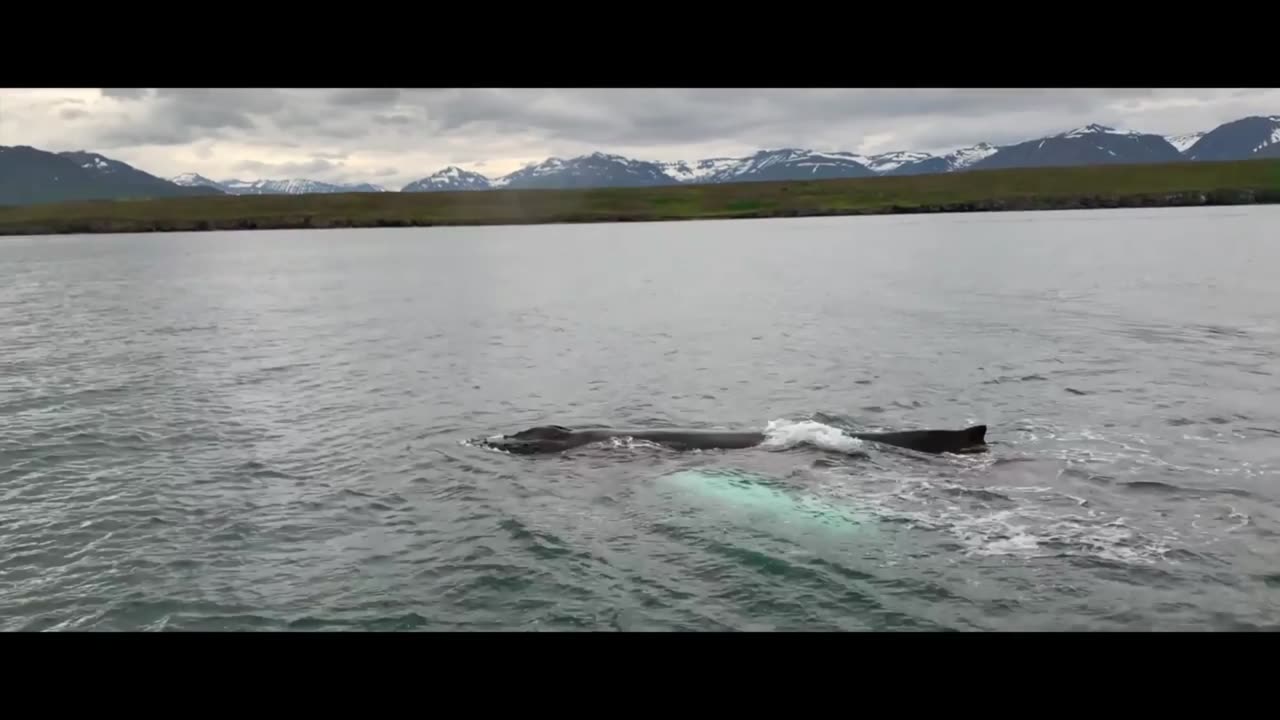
[476,423,988,456]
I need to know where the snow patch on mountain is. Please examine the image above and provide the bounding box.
[60,151,125,174]
[1257,123,1280,153]
[806,151,872,166]
[697,148,872,182]
[505,156,568,179]
[862,151,931,173]
[1166,132,1204,153]
[1058,123,1146,139]
[729,149,827,177]
[945,143,998,170]
[660,157,742,183]
[171,172,223,188]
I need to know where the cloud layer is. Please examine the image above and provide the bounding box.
[3,88,1277,189]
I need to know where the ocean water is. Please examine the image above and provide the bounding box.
[2,205,1278,632]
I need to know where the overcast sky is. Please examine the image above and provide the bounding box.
[3,88,1277,189]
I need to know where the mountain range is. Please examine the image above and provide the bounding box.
[2,114,1277,206]
[169,173,389,195]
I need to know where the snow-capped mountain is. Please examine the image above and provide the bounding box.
[0,146,219,206]
[497,152,676,189]
[658,157,744,184]
[1058,123,1146,139]
[945,142,1001,170]
[1166,132,1205,154]
[967,124,1183,171]
[692,148,875,183]
[401,149,877,191]
[170,172,224,190]
[221,178,387,195]
[395,116,1274,193]
[59,151,224,197]
[170,175,386,195]
[401,166,492,192]
[855,143,1001,176]
[1183,115,1280,161]
[862,151,932,174]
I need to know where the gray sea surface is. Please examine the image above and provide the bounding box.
[2,205,1278,631]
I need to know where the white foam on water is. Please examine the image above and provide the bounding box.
[604,436,667,451]
[459,435,514,454]
[796,437,1200,566]
[831,483,1178,565]
[759,418,866,455]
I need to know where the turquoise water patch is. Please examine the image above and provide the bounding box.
[655,468,877,539]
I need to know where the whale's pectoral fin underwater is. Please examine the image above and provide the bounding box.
[476,422,988,456]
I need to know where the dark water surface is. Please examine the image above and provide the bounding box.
[3,206,1279,631]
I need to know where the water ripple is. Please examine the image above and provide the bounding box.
[3,209,1280,631]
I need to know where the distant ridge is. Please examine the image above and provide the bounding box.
[0,146,222,206]
[4,155,1278,238]
[3,114,1278,206]
[390,115,1278,193]
[170,173,387,195]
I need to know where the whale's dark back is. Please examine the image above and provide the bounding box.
[851,424,987,454]
[508,425,575,441]
[484,424,584,454]
[481,422,988,456]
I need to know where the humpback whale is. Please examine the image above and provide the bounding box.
[477,423,988,456]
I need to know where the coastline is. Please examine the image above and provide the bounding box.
[2,158,1277,237]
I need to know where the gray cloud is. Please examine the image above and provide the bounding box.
[330,88,400,106]
[99,124,201,148]
[100,88,152,100]
[153,88,287,114]
[268,102,373,140]
[373,113,414,126]
[6,88,1275,189]
[392,89,1214,152]
[172,103,255,131]
[95,88,284,148]
[234,158,343,176]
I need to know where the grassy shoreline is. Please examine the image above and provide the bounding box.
[2,158,1278,237]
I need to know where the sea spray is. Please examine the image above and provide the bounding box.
[759,418,867,456]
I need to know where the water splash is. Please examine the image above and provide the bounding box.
[759,418,866,455]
